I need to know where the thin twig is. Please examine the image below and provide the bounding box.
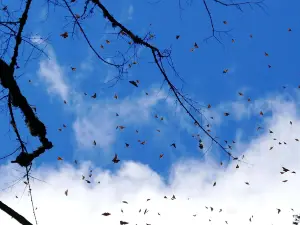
[63,0,123,68]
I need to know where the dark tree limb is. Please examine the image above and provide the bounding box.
[0,58,53,166]
[92,0,241,160]
[0,200,33,225]
[0,1,45,224]
[62,0,248,163]
[9,0,33,72]
[0,0,53,168]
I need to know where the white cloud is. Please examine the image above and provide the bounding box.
[127,5,134,20]
[80,51,95,73]
[202,91,297,126]
[232,93,294,120]
[30,35,45,45]
[73,109,116,149]
[119,4,134,23]
[80,61,94,72]
[1,97,300,225]
[163,95,222,140]
[103,69,117,83]
[39,7,48,21]
[35,46,171,150]
[37,47,70,101]
[73,88,168,149]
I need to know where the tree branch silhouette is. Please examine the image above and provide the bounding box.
[203,0,265,42]
[0,200,33,225]
[61,0,247,162]
[0,0,53,168]
[0,0,51,223]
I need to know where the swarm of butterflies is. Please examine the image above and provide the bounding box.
[55,21,299,184]
[50,15,299,224]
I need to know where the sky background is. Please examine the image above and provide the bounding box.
[1,0,300,224]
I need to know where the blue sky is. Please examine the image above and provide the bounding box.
[1,0,300,224]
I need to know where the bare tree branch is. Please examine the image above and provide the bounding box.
[0,0,53,168]
[0,1,44,224]
[214,0,264,9]
[0,21,20,25]
[63,0,125,69]
[0,200,33,225]
[61,0,246,162]
[202,0,264,42]
[9,0,33,71]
